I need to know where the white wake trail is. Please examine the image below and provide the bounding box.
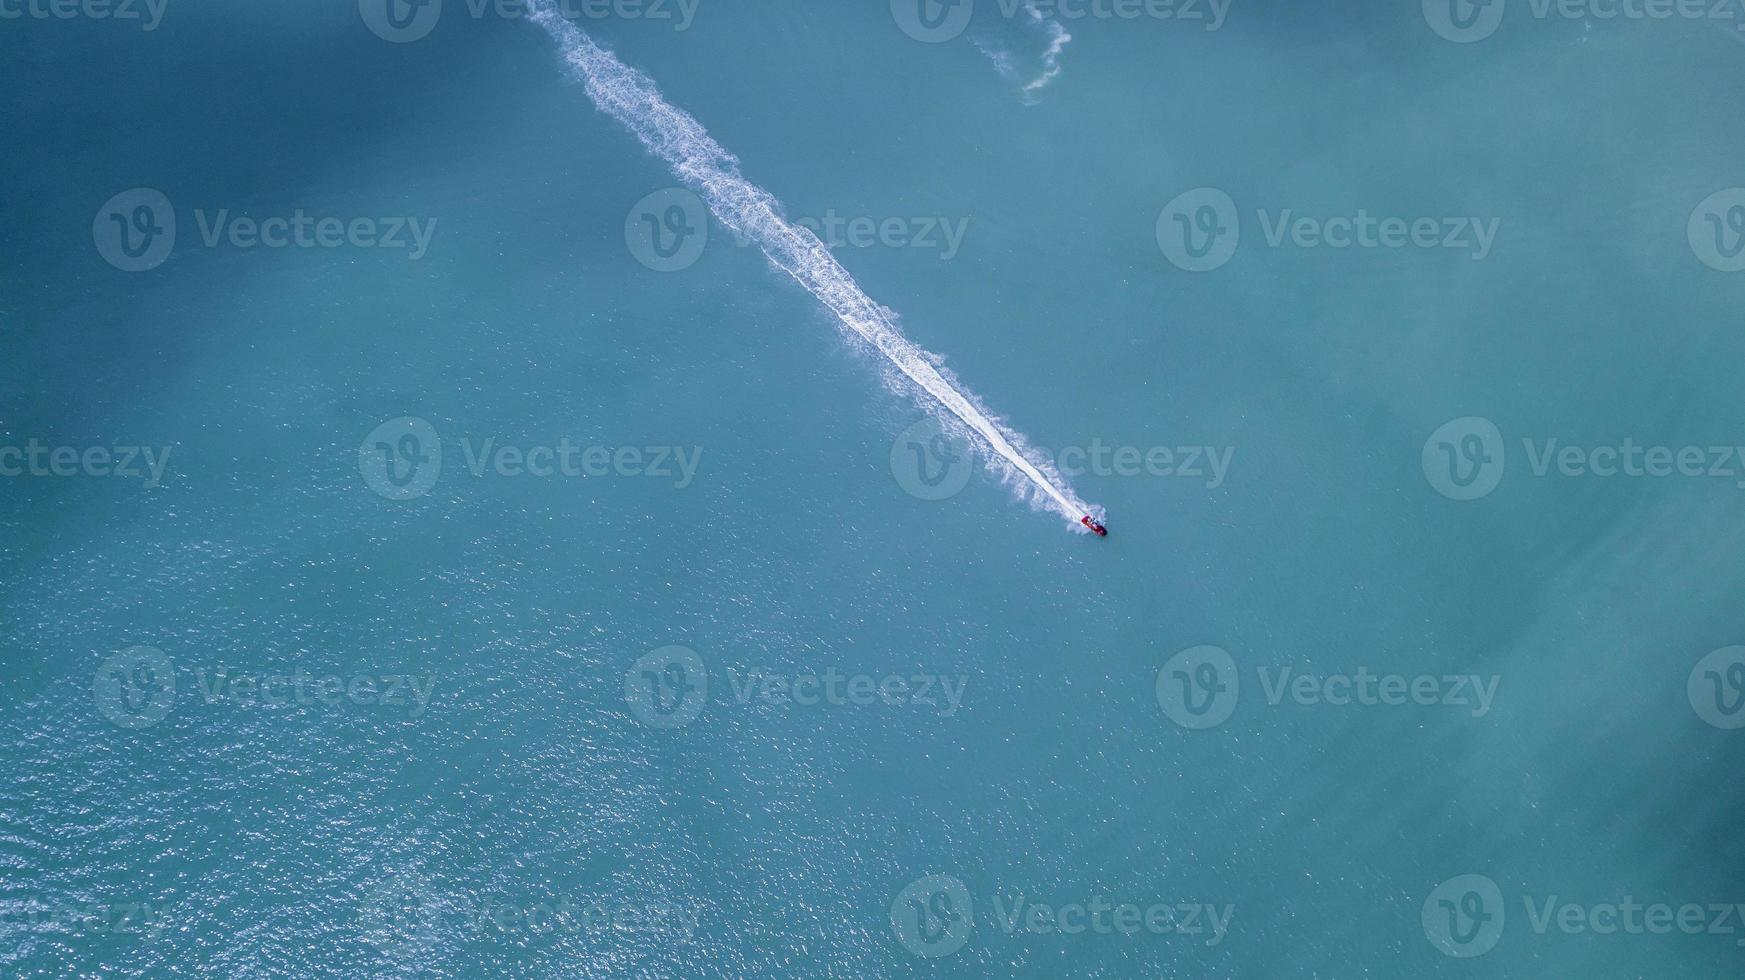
[528,5,1100,529]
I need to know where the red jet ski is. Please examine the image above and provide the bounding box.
[1081,516,1107,537]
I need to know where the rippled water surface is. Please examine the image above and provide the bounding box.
[4,1,1745,976]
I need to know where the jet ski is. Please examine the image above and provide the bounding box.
[1081,516,1107,537]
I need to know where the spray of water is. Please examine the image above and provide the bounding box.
[528,4,1101,530]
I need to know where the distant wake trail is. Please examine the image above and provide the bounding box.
[528,4,1101,530]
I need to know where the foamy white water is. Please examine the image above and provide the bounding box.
[528,3,1100,529]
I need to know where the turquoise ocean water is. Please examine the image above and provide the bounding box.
[4,0,1745,975]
